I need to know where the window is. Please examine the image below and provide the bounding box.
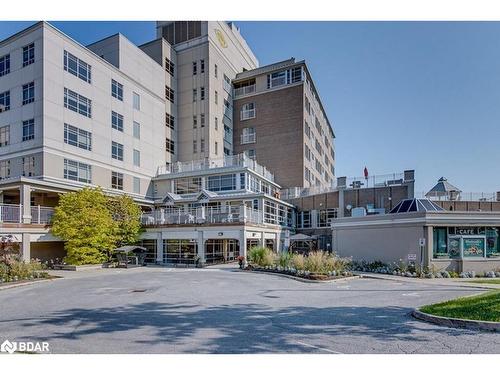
[291,66,303,83]
[200,87,205,100]
[133,92,140,110]
[174,177,201,194]
[305,167,311,183]
[244,149,256,160]
[133,177,140,194]
[22,119,35,141]
[111,141,124,161]
[215,141,218,155]
[192,89,197,102]
[22,43,35,67]
[111,171,124,190]
[166,113,175,129]
[64,123,92,150]
[267,70,286,88]
[0,91,10,112]
[0,160,10,179]
[166,138,174,154]
[214,90,218,104]
[223,74,231,93]
[214,117,218,130]
[64,50,91,83]
[200,114,205,127]
[305,96,311,114]
[241,127,256,144]
[304,121,310,138]
[240,102,255,120]
[0,54,10,77]
[200,59,205,73]
[64,88,91,117]
[207,174,236,192]
[111,79,123,101]
[133,149,140,167]
[214,64,218,78]
[133,121,140,139]
[317,209,338,227]
[111,111,124,132]
[22,156,35,176]
[200,139,205,152]
[193,140,197,153]
[165,57,174,76]
[0,125,10,147]
[64,159,91,183]
[433,228,448,257]
[305,144,311,161]
[192,61,197,75]
[192,115,198,128]
[165,85,174,103]
[22,82,35,105]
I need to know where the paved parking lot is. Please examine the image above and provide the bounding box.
[0,266,498,354]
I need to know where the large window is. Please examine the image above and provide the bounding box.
[200,87,205,100]
[22,156,35,177]
[64,123,92,151]
[223,74,231,93]
[486,227,500,257]
[207,174,236,192]
[241,127,256,144]
[165,57,174,76]
[22,82,35,105]
[22,43,35,67]
[64,159,92,183]
[166,113,174,129]
[133,177,140,194]
[240,103,255,120]
[0,160,10,179]
[111,141,124,161]
[0,91,10,112]
[166,138,175,155]
[433,228,448,257]
[267,70,287,88]
[192,61,197,75]
[133,92,140,110]
[0,54,10,77]
[164,239,197,264]
[0,125,10,147]
[133,121,140,139]
[64,88,91,117]
[111,79,123,101]
[111,111,124,132]
[317,209,338,227]
[64,50,91,83]
[133,149,140,167]
[200,59,205,73]
[165,85,174,103]
[22,119,35,141]
[111,171,124,190]
[174,177,201,194]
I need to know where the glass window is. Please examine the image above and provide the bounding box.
[433,228,448,257]
[0,160,10,179]
[133,121,140,139]
[200,139,205,152]
[133,92,140,110]
[200,87,205,100]
[64,123,92,150]
[111,111,124,132]
[133,177,140,194]
[486,227,500,257]
[64,50,91,83]
[165,57,174,76]
[64,88,91,117]
[192,61,197,75]
[22,119,35,141]
[22,156,35,176]
[165,85,174,103]
[0,54,10,77]
[64,159,91,183]
[111,79,123,101]
[207,174,236,192]
[193,115,197,128]
[111,141,124,161]
[166,138,174,154]
[111,171,123,190]
[241,102,255,120]
[200,59,205,73]
[166,113,175,129]
[200,114,205,127]
[214,64,218,78]
[22,43,35,67]
[317,209,338,227]
[267,70,287,88]
[193,140,197,153]
[0,91,10,112]
[174,177,201,194]
[22,82,35,105]
[0,125,10,147]
[133,149,140,167]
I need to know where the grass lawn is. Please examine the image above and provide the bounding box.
[463,279,500,285]
[420,290,500,322]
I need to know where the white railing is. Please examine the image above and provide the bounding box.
[241,133,256,144]
[141,206,264,226]
[417,191,499,202]
[0,204,54,224]
[234,84,256,98]
[240,108,255,120]
[157,153,275,181]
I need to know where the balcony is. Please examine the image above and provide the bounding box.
[141,206,263,226]
[233,84,256,98]
[0,204,54,224]
[156,153,275,181]
[241,133,256,144]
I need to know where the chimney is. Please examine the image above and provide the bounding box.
[497,191,500,202]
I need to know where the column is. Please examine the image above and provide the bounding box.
[19,184,32,224]
[240,230,247,266]
[156,231,163,264]
[311,209,318,228]
[338,188,345,218]
[21,233,31,262]
[425,226,433,269]
[260,231,265,247]
[197,230,205,266]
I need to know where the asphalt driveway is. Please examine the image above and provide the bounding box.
[0,266,498,354]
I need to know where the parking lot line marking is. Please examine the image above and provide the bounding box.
[294,340,343,354]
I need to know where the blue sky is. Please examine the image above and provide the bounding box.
[1,21,499,194]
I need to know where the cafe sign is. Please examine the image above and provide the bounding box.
[451,227,482,235]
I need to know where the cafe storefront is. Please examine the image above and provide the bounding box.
[433,227,500,259]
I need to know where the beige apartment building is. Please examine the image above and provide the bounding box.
[232,58,335,189]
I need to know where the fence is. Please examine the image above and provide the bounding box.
[0,204,55,224]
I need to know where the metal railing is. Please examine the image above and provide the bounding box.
[141,206,263,226]
[157,153,275,181]
[234,84,256,98]
[417,191,499,202]
[0,204,55,224]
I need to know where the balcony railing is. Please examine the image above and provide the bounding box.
[417,191,499,202]
[234,84,256,98]
[141,206,263,226]
[0,204,55,224]
[241,133,256,144]
[157,153,275,181]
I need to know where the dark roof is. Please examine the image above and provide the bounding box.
[389,198,445,214]
[426,177,461,196]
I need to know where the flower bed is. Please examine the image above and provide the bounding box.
[0,259,50,285]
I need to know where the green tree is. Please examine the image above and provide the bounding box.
[51,188,117,265]
[108,194,143,247]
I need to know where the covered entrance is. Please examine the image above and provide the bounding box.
[205,239,239,264]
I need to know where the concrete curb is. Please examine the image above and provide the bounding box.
[0,277,59,291]
[244,269,360,284]
[411,309,500,332]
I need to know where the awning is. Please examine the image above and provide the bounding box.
[113,246,147,253]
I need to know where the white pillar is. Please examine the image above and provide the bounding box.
[21,233,31,262]
[20,184,32,224]
[260,231,265,247]
[240,230,247,266]
[156,232,163,263]
[197,230,205,265]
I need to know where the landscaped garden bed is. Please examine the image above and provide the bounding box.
[244,247,353,281]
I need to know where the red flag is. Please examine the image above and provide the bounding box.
[364,166,368,179]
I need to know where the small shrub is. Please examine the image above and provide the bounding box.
[278,251,293,268]
[291,253,305,270]
[0,262,8,280]
[248,246,275,267]
[304,251,327,273]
